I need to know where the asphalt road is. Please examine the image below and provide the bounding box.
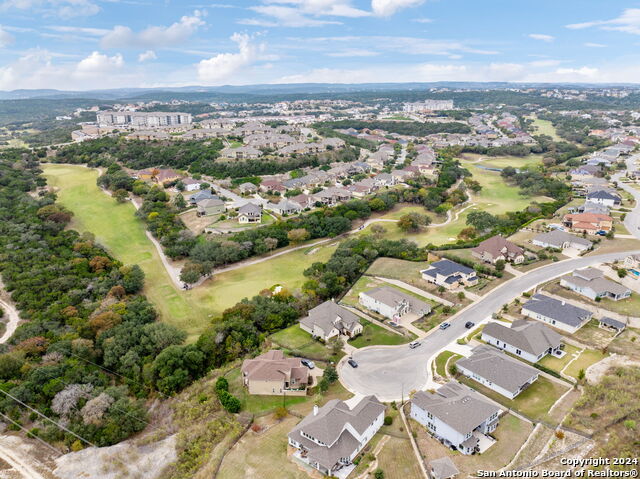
[339,248,640,401]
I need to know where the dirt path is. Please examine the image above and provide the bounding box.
[0,297,20,344]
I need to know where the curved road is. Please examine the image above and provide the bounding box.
[340,249,640,401]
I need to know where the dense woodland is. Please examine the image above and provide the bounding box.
[316,119,471,136]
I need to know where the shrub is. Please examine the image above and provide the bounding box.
[217,390,241,413]
[374,469,385,479]
[555,430,565,440]
[215,377,229,393]
[383,416,393,426]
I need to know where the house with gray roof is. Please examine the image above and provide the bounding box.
[560,268,631,302]
[586,189,621,207]
[532,230,592,252]
[410,382,501,455]
[429,457,459,479]
[265,198,303,216]
[421,259,478,289]
[456,345,540,399]
[196,198,225,216]
[299,301,363,341]
[482,319,563,363]
[288,395,385,476]
[188,189,218,205]
[359,286,431,320]
[521,293,592,333]
[599,316,626,333]
[237,203,262,223]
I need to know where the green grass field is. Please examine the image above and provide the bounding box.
[349,320,412,348]
[42,164,337,340]
[530,117,562,141]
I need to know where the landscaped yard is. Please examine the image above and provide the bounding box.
[376,436,423,479]
[269,324,336,361]
[564,349,608,380]
[434,351,462,377]
[349,320,413,348]
[538,344,582,373]
[457,375,570,424]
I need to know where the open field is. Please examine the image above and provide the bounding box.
[458,375,569,423]
[460,152,544,169]
[530,117,562,141]
[608,327,640,359]
[42,164,338,340]
[376,436,423,479]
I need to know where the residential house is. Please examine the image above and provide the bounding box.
[521,293,592,333]
[482,319,563,363]
[421,259,478,289]
[288,396,386,476]
[238,182,258,194]
[586,190,622,207]
[429,457,459,479]
[189,189,217,205]
[471,236,525,264]
[237,203,262,224]
[299,300,363,341]
[241,350,311,396]
[181,178,203,192]
[155,169,182,185]
[410,382,501,455]
[359,286,431,320]
[260,179,286,194]
[560,268,631,301]
[599,316,626,333]
[569,165,601,178]
[532,230,592,251]
[624,253,640,270]
[373,173,397,187]
[456,346,540,399]
[196,198,225,216]
[562,213,613,234]
[266,199,303,216]
[221,145,262,159]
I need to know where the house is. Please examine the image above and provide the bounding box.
[410,382,501,455]
[532,230,593,251]
[155,169,182,185]
[196,198,225,216]
[482,319,563,363]
[586,190,622,207]
[560,268,631,301]
[421,259,478,289]
[359,286,431,320]
[237,203,262,224]
[521,293,592,333]
[471,236,525,264]
[456,345,540,399]
[599,316,626,333]
[181,178,203,192]
[624,253,640,270]
[266,199,303,216]
[189,189,217,205]
[299,301,363,341]
[260,179,286,194]
[221,146,262,159]
[577,201,611,216]
[562,213,613,234]
[570,165,601,178]
[240,350,311,396]
[429,457,459,479]
[288,395,386,477]
[238,182,258,194]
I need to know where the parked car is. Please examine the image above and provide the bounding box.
[439,322,451,330]
[409,341,421,349]
[348,358,358,368]
[388,321,399,328]
[301,359,315,369]
[596,230,607,236]
[464,321,475,329]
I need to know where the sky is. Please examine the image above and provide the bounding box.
[1,0,640,90]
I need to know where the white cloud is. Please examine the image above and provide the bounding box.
[241,5,342,27]
[371,0,424,16]
[412,17,432,24]
[326,48,379,57]
[101,10,205,49]
[0,0,100,18]
[197,33,266,84]
[47,25,110,36]
[584,42,606,48]
[528,33,555,42]
[529,59,562,68]
[138,50,157,62]
[0,25,15,47]
[0,49,139,90]
[263,0,369,17]
[566,8,640,35]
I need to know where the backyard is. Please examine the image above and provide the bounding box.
[268,324,337,362]
[349,319,413,348]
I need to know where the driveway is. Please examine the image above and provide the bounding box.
[339,249,640,401]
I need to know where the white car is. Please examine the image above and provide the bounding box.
[409,341,422,349]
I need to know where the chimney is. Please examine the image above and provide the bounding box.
[313,405,319,416]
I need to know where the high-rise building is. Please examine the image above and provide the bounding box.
[96,111,192,129]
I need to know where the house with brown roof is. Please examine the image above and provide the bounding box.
[562,213,613,235]
[241,350,312,396]
[471,236,525,264]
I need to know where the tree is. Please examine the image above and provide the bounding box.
[323,365,339,383]
[180,262,203,285]
[495,259,506,271]
[371,224,387,238]
[113,189,129,203]
[287,228,310,243]
[174,193,187,209]
[397,213,431,233]
[374,469,385,479]
[120,264,145,294]
[466,210,498,232]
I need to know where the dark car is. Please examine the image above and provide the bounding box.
[465,321,475,329]
[439,322,451,330]
[348,358,358,368]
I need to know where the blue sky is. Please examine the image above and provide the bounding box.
[1,0,640,90]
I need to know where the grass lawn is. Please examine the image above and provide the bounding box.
[226,367,309,414]
[434,351,462,377]
[376,437,423,479]
[413,304,455,333]
[44,163,339,340]
[461,152,544,170]
[269,324,336,361]
[342,276,438,312]
[530,117,562,141]
[458,375,569,424]
[538,343,581,373]
[43,163,209,340]
[564,349,608,380]
[217,415,309,479]
[349,320,412,348]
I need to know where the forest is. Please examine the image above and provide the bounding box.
[316,119,471,136]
